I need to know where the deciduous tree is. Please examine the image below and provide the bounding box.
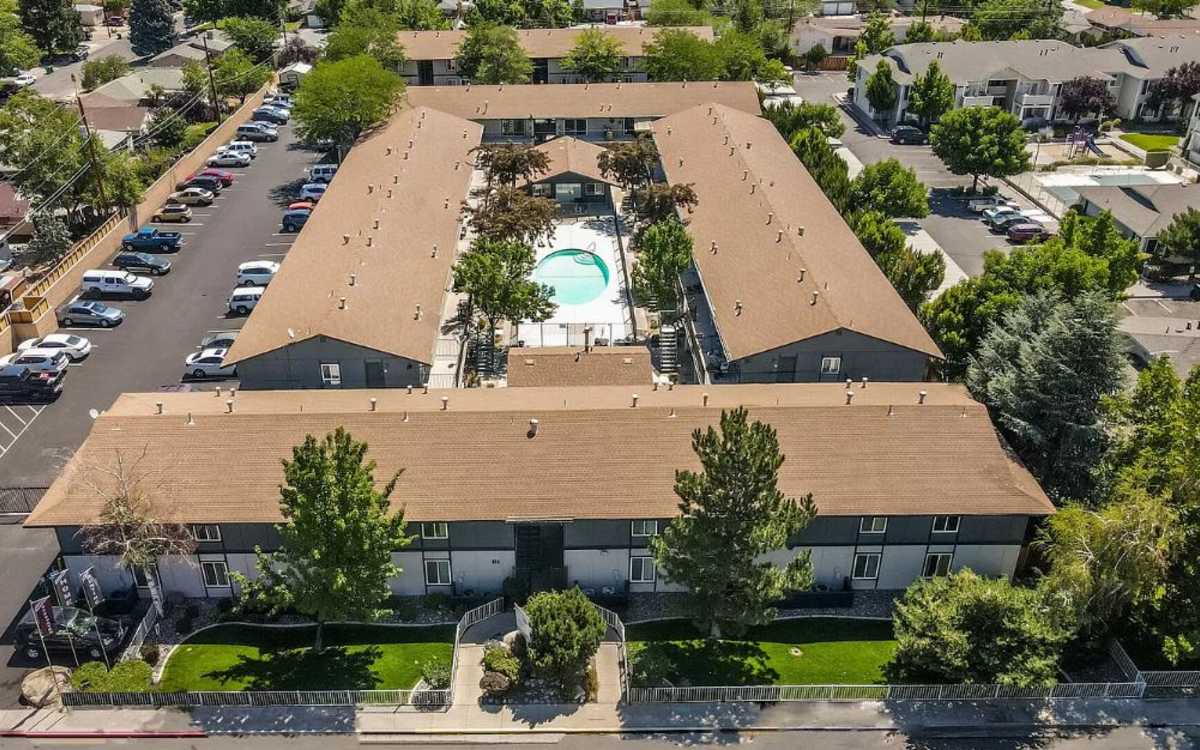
[561,27,623,82]
[129,0,176,57]
[213,48,272,103]
[19,0,81,55]
[597,137,658,192]
[455,23,532,84]
[25,211,72,265]
[789,126,850,213]
[864,60,898,120]
[464,185,557,245]
[148,107,186,147]
[293,54,404,145]
[645,0,712,26]
[324,1,406,68]
[801,42,827,72]
[876,242,945,310]
[763,99,844,140]
[644,27,721,82]
[632,217,692,312]
[451,236,556,343]
[849,158,928,218]
[930,105,1028,192]
[81,55,132,91]
[1132,0,1196,19]
[1058,76,1116,122]
[651,407,817,638]
[240,428,411,651]
[220,16,280,63]
[0,90,86,205]
[906,58,954,127]
[471,143,550,188]
[631,182,698,226]
[524,588,606,691]
[1157,208,1200,280]
[0,0,40,76]
[859,10,895,52]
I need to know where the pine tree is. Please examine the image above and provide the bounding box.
[19,0,82,55]
[129,0,176,58]
[651,407,817,638]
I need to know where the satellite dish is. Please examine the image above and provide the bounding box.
[88,408,99,420]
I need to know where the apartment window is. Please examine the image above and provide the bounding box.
[932,515,960,533]
[923,552,953,578]
[425,559,452,586]
[852,553,880,580]
[191,524,221,542]
[500,118,525,136]
[583,182,604,197]
[531,183,552,197]
[631,520,658,537]
[421,522,448,540]
[860,516,887,534]
[319,362,341,386]
[555,183,582,201]
[563,119,587,136]
[820,356,842,375]
[201,561,230,588]
[630,556,656,583]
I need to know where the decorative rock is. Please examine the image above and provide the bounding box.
[21,666,71,708]
[502,630,526,656]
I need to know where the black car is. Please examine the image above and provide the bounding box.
[16,606,125,661]
[891,125,927,145]
[991,214,1034,233]
[177,175,223,195]
[0,368,64,403]
[113,251,172,276]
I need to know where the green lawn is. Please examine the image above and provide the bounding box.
[1120,133,1180,151]
[626,618,896,687]
[1072,0,1105,8]
[159,623,454,692]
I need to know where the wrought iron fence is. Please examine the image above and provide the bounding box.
[449,597,505,705]
[592,603,629,700]
[626,682,1146,704]
[118,605,160,663]
[63,688,450,708]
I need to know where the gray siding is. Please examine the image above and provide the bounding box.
[565,519,637,549]
[219,523,282,553]
[237,336,429,390]
[883,516,931,545]
[957,515,1029,544]
[730,329,930,384]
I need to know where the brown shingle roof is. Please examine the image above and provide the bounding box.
[506,345,651,387]
[405,81,762,121]
[25,383,1052,527]
[651,104,942,362]
[396,25,714,61]
[225,107,482,366]
[526,136,614,186]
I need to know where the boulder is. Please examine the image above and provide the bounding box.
[21,666,71,708]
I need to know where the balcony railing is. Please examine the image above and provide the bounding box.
[1020,93,1054,108]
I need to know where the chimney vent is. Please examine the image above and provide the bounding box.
[767,212,773,224]
[186,412,194,426]
[407,384,413,394]
[349,273,357,286]
[630,393,640,408]
[155,401,163,415]
[441,396,449,411]
[702,392,709,407]
[861,376,868,388]
[845,390,854,405]
[811,290,819,305]
[888,404,894,416]
[370,397,377,412]
[343,234,350,244]
[528,418,539,437]
[734,299,743,315]
[338,297,347,310]
[225,400,234,414]
[432,244,438,258]
[777,230,783,242]
[366,236,373,247]
[918,390,928,404]
[414,304,422,320]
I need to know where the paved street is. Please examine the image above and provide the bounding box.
[31,37,134,101]
[790,72,1015,277]
[0,128,320,488]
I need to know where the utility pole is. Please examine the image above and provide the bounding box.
[201,31,221,119]
[71,75,107,210]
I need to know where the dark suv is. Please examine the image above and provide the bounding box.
[176,175,223,195]
[0,368,64,403]
[16,606,125,661]
[891,125,927,145]
[113,251,172,276]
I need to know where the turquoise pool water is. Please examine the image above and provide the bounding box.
[532,249,611,305]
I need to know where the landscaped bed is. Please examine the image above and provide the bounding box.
[158,623,454,692]
[1119,133,1180,152]
[627,618,896,687]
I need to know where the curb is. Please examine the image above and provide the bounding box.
[0,730,208,738]
[355,721,1200,736]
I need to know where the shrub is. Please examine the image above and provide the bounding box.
[70,661,109,691]
[182,122,218,150]
[479,670,512,695]
[524,587,606,689]
[71,660,153,692]
[420,659,451,689]
[422,592,451,611]
[217,597,234,614]
[176,615,194,635]
[482,644,521,683]
[185,603,201,619]
[140,643,160,666]
[501,575,530,605]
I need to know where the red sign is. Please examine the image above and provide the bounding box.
[31,596,54,638]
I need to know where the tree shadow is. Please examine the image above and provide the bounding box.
[632,639,778,687]
[202,644,382,691]
[268,177,309,207]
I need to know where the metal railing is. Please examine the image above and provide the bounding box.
[63,687,450,708]
[1107,639,1200,696]
[449,597,505,704]
[118,605,160,663]
[627,681,1146,703]
[592,602,629,700]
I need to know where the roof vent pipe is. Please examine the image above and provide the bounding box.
[441,396,449,411]
[797,226,805,237]
[799,268,806,281]
[393,175,399,184]
[407,384,413,394]
[811,290,819,305]
[735,299,743,315]
[226,400,234,413]
[631,393,639,407]
[777,230,783,242]
[845,391,854,405]
[388,188,393,198]
[349,273,357,286]
[653,382,659,391]
[711,240,718,254]
[424,385,429,394]
[846,378,853,389]
[186,412,194,426]
[888,404,894,416]
[373,218,380,229]
[767,212,773,224]
[432,245,438,258]
[343,234,350,244]
[368,184,374,194]
[338,297,347,310]
[702,392,709,407]
[366,236,373,247]
[742,169,748,181]
[370,397,377,412]
[216,387,222,397]
[861,376,868,388]
[918,390,928,404]
[528,418,539,437]
[155,401,163,415]
[414,304,422,320]
[750,183,756,194]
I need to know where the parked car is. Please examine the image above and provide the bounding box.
[0,349,70,375]
[968,196,1020,213]
[236,260,280,286]
[281,208,310,232]
[249,121,280,137]
[252,106,289,124]
[178,175,224,194]
[207,151,252,168]
[992,214,1041,233]
[236,123,278,142]
[13,73,34,87]
[264,94,293,108]
[18,333,91,361]
[16,606,125,661]
[0,368,64,403]
[1007,222,1050,243]
[81,269,154,299]
[200,330,238,349]
[113,251,172,276]
[184,347,236,379]
[194,168,235,186]
[890,125,927,145]
[168,187,213,206]
[222,140,257,159]
[982,206,1022,224]
[123,227,184,252]
[227,285,265,315]
[307,164,338,183]
[57,299,124,327]
[153,203,193,223]
[299,183,327,202]
[287,201,314,212]
[1191,283,1200,302]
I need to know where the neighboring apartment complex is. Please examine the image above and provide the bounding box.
[1074,182,1200,254]
[854,37,1200,126]
[395,26,713,85]
[25,384,1053,599]
[789,14,965,57]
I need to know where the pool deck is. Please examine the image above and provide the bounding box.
[517,216,631,348]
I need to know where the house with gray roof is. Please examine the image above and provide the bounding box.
[1074,182,1200,254]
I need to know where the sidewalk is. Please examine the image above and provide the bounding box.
[8,698,1200,737]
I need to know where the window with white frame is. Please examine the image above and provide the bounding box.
[932,515,960,533]
[583,182,603,196]
[425,559,452,585]
[631,520,658,537]
[563,118,587,136]
[630,556,656,583]
[500,118,525,136]
[923,552,953,578]
[531,183,552,197]
[820,356,842,375]
[133,563,160,588]
[852,552,880,579]
[201,561,230,588]
[860,516,887,533]
[319,362,341,386]
[421,522,448,540]
[191,524,221,542]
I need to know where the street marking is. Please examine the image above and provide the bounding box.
[1156,300,1173,313]
[263,242,292,247]
[0,420,17,441]
[258,253,287,258]
[5,406,27,426]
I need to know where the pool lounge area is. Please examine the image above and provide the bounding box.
[516,217,632,348]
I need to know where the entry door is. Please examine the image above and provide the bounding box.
[364,360,385,388]
[532,58,548,83]
[418,60,433,86]
[775,355,798,383]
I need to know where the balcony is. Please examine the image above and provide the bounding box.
[961,95,996,108]
[1020,93,1054,108]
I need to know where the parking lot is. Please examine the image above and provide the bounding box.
[0,124,323,488]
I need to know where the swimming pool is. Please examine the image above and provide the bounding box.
[533,249,611,306]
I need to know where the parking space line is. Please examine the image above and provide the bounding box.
[0,405,44,458]
[1156,300,1172,313]
[264,242,292,247]
[258,253,287,258]
[0,420,17,441]
[4,406,26,426]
